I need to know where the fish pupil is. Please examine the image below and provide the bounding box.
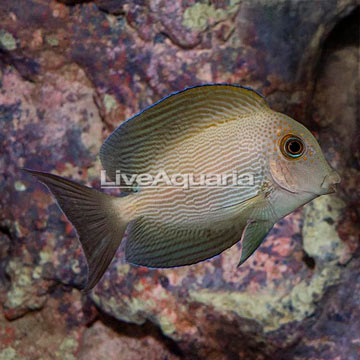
[287,140,301,154]
[280,135,305,159]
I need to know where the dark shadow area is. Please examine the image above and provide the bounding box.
[302,251,316,270]
[320,6,359,56]
[303,6,359,132]
[311,5,359,109]
[96,308,184,358]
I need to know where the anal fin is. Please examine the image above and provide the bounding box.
[125,217,244,268]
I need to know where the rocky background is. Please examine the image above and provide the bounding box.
[0,1,359,359]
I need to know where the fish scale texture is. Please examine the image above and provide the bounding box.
[0,1,359,360]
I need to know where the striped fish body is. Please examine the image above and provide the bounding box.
[131,116,265,222]
[102,85,270,221]
[100,86,279,269]
[25,84,340,290]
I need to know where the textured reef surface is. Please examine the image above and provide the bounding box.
[0,1,359,359]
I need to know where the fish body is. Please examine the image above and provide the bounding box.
[25,84,340,290]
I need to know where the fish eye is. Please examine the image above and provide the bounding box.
[280,134,305,159]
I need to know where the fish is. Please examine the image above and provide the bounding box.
[24,84,341,291]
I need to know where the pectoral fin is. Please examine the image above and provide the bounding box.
[238,220,273,266]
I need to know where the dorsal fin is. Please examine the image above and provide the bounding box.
[100,84,268,181]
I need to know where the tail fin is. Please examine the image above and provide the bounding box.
[23,169,129,291]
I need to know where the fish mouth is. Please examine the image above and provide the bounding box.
[320,183,337,195]
[319,171,341,195]
[328,183,337,193]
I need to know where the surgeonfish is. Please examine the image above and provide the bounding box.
[24,84,341,291]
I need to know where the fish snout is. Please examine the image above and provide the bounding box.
[320,171,341,194]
